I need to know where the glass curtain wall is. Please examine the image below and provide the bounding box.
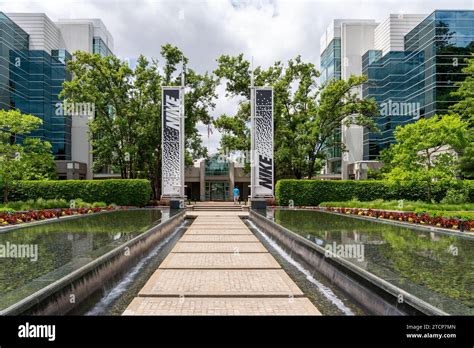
[363,10,474,160]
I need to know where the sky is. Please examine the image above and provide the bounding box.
[1,0,473,153]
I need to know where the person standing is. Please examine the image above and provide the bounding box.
[233,186,240,205]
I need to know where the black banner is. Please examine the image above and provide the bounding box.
[254,88,274,197]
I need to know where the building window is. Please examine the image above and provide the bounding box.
[205,155,229,176]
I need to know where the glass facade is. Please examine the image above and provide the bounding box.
[205,155,229,176]
[0,12,72,160]
[204,182,230,201]
[320,38,341,85]
[363,10,474,160]
[93,37,113,57]
[320,38,342,174]
[0,13,29,111]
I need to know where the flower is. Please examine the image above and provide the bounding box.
[329,206,472,233]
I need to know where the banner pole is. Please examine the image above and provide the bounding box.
[250,57,255,201]
[180,60,185,200]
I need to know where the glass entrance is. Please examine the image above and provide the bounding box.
[205,182,230,201]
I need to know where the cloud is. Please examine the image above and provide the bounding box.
[1,0,473,154]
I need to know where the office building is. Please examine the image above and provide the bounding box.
[0,13,72,161]
[1,13,114,179]
[362,10,474,162]
[55,18,114,179]
[185,155,250,202]
[319,19,379,179]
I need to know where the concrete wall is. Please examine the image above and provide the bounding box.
[56,18,114,52]
[339,21,378,179]
[7,13,66,53]
[341,125,364,179]
[340,21,378,80]
[55,19,113,180]
[375,14,426,56]
[55,22,95,179]
[55,22,94,53]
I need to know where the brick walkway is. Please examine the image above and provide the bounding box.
[123,213,320,315]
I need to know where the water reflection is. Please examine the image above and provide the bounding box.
[272,209,474,315]
[0,209,163,311]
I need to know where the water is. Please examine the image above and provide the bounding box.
[0,209,163,311]
[271,209,474,315]
[248,220,355,315]
[84,220,188,315]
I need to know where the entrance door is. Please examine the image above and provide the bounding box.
[205,182,230,201]
[211,182,224,201]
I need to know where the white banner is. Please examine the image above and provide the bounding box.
[161,87,184,198]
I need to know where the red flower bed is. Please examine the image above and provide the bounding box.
[0,206,116,226]
[323,207,474,232]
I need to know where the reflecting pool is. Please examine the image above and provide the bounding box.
[271,209,474,315]
[0,209,163,311]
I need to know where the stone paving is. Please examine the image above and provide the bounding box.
[159,252,282,269]
[180,234,259,242]
[138,269,304,297]
[124,297,318,315]
[172,242,267,253]
[185,229,252,235]
[123,212,321,315]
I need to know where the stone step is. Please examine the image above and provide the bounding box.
[138,269,304,297]
[193,207,243,211]
[158,253,281,269]
[123,297,321,315]
[171,242,267,253]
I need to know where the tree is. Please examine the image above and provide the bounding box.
[312,76,378,177]
[61,44,217,198]
[213,54,378,178]
[450,55,474,125]
[450,55,474,179]
[0,110,56,202]
[381,114,470,199]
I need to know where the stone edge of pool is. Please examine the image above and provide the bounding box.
[269,207,474,239]
[0,209,186,316]
[249,209,450,316]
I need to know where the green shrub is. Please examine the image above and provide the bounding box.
[2,198,76,211]
[4,179,151,206]
[441,187,469,204]
[92,201,107,208]
[71,198,88,208]
[275,179,474,206]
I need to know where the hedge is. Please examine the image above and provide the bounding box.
[4,179,152,206]
[275,179,474,206]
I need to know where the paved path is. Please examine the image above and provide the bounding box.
[123,213,320,315]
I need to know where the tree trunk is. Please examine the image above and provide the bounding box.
[308,156,316,179]
[3,182,8,204]
[427,180,432,201]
